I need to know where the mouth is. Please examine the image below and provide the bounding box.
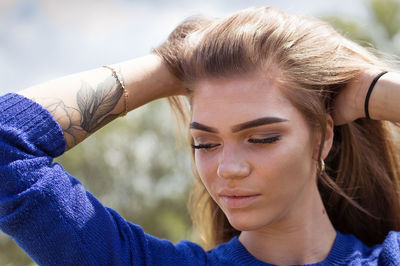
[219,191,261,209]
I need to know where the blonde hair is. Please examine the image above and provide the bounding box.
[155,6,400,248]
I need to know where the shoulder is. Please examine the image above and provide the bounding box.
[378,231,400,264]
[338,231,400,265]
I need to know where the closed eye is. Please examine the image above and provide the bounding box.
[191,143,221,150]
[248,136,280,144]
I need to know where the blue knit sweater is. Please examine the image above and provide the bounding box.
[0,93,399,265]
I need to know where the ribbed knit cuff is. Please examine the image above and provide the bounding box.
[0,93,66,157]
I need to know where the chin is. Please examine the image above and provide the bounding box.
[226,211,274,232]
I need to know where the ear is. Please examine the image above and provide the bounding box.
[313,114,334,161]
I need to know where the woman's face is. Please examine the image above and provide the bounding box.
[190,73,324,232]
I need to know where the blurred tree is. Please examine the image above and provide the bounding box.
[322,16,376,46]
[55,100,194,242]
[371,0,400,40]
[323,0,400,54]
[2,0,400,265]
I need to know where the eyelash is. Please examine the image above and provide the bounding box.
[191,136,280,150]
[248,136,280,144]
[191,143,221,150]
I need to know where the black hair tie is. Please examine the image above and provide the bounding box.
[364,71,388,120]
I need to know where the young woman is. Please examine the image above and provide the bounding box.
[1,6,400,265]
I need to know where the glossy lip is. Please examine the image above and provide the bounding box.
[218,189,261,209]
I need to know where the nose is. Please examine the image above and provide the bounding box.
[217,147,251,179]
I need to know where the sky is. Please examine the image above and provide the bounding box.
[0,0,369,93]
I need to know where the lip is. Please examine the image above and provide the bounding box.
[218,189,261,209]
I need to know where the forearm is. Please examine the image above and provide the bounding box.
[368,72,400,122]
[18,54,183,150]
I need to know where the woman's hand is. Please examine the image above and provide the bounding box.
[332,70,379,125]
[332,70,400,125]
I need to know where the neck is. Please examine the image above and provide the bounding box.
[238,184,336,265]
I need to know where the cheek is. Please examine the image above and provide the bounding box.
[286,137,316,180]
[194,151,218,191]
[259,139,316,199]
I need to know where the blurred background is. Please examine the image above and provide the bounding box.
[1,0,400,265]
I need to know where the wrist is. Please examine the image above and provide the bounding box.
[368,72,400,121]
[364,71,388,120]
[351,71,376,120]
[112,54,185,111]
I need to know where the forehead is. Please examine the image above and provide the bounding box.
[191,73,299,125]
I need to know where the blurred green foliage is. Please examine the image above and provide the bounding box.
[371,0,400,40]
[323,0,400,54]
[2,0,400,265]
[55,100,194,242]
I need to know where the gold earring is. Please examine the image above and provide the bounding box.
[320,159,326,175]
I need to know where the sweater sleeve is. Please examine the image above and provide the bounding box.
[0,93,208,266]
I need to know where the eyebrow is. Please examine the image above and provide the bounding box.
[190,117,288,133]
